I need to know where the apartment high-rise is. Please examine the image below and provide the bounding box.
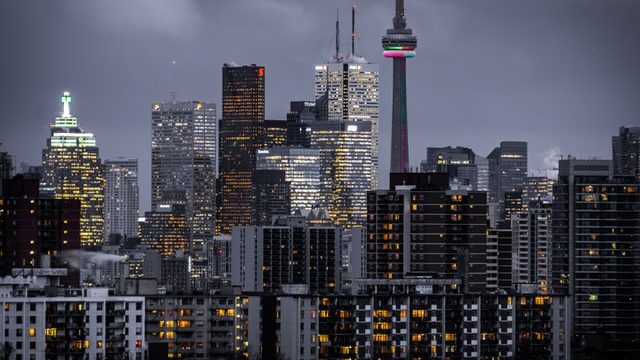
[551,159,640,356]
[511,201,552,293]
[257,146,321,212]
[232,215,341,294]
[218,64,265,234]
[151,100,216,275]
[0,176,80,275]
[104,158,139,241]
[612,126,640,178]
[366,173,488,293]
[41,91,105,247]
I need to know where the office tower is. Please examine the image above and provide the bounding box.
[309,120,372,227]
[475,154,490,192]
[366,173,488,293]
[382,0,417,173]
[315,7,379,187]
[232,215,341,294]
[41,91,105,247]
[104,158,139,241]
[218,64,265,234]
[286,100,326,147]
[487,141,528,220]
[421,146,488,190]
[264,120,287,147]
[0,146,13,195]
[503,191,524,222]
[522,176,554,203]
[0,176,80,275]
[151,100,216,276]
[139,204,189,257]
[612,126,640,178]
[551,159,640,356]
[252,170,291,225]
[511,201,552,293]
[256,146,321,212]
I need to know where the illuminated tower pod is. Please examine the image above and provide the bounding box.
[382,0,417,173]
[41,92,105,247]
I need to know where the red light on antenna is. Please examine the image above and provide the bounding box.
[258,68,265,77]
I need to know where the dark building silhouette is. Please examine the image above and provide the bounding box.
[217,64,265,234]
[612,126,640,178]
[252,170,291,225]
[551,159,640,357]
[0,176,80,275]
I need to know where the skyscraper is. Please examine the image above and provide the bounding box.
[218,64,265,234]
[104,158,139,241]
[612,126,640,178]
[308,120,372,227]
[487,141,528,220]
[41,91,105,247]
[420,146,487,191]
[256,146,321,212]
[551,158,640,356]
[314,62,379,187]
[140,204,189,257]
[151,100,216,273]
[382,0,417,173]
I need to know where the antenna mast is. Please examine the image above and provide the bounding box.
[335,9,340,62]
[171,59,177,102]
[351,5,356,56]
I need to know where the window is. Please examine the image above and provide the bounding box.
[45,328,57,337]
[28,328,36,337]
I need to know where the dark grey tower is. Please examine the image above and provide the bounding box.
[382,0,417,173]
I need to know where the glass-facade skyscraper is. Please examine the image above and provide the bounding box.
[104,158,139,241]
[41,92,105,247]
[151,100,216,276]
[218,64,265,234]
[314,62,379,189]
[256,146,320,212]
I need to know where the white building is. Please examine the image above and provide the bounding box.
[104,158,139,241]
[0,275,145,360]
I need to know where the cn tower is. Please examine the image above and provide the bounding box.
[382,0,417,173]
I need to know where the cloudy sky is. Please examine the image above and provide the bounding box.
[1,0,638,211]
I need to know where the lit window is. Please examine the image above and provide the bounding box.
[28,328,36,337]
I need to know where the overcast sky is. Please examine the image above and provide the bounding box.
[1,0,638,212]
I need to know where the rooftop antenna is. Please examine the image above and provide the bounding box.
[335,9,340,62]
[351,4,356,57]
[170,59,177,102]
[61,91,72,117]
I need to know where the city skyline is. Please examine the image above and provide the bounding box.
[2,0,636,212]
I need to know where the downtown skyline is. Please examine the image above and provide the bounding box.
[1,0,636,215]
